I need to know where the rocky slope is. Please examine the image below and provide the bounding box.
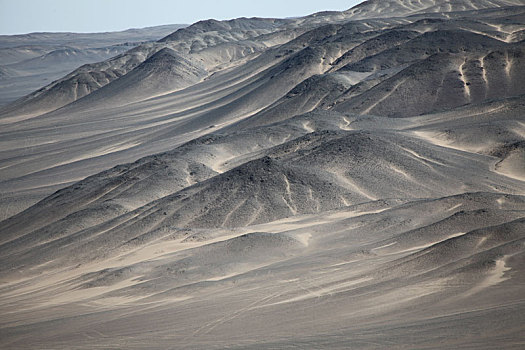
[1,1,525,349]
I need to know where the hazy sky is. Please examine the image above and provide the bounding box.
[0,0,364,35]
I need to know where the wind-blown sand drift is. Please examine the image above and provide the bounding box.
[1,0,525,349]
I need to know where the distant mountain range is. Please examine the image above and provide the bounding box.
[0,24,187,107]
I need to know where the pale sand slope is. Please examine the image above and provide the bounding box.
[1,193,525,349]
[1,1,525,349]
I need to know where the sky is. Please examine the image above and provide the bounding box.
[0,0,364,35]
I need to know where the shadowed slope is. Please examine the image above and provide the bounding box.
[335,41,525,117]
[68,48,208,107]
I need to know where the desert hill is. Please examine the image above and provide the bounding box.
[1,1,525,349]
